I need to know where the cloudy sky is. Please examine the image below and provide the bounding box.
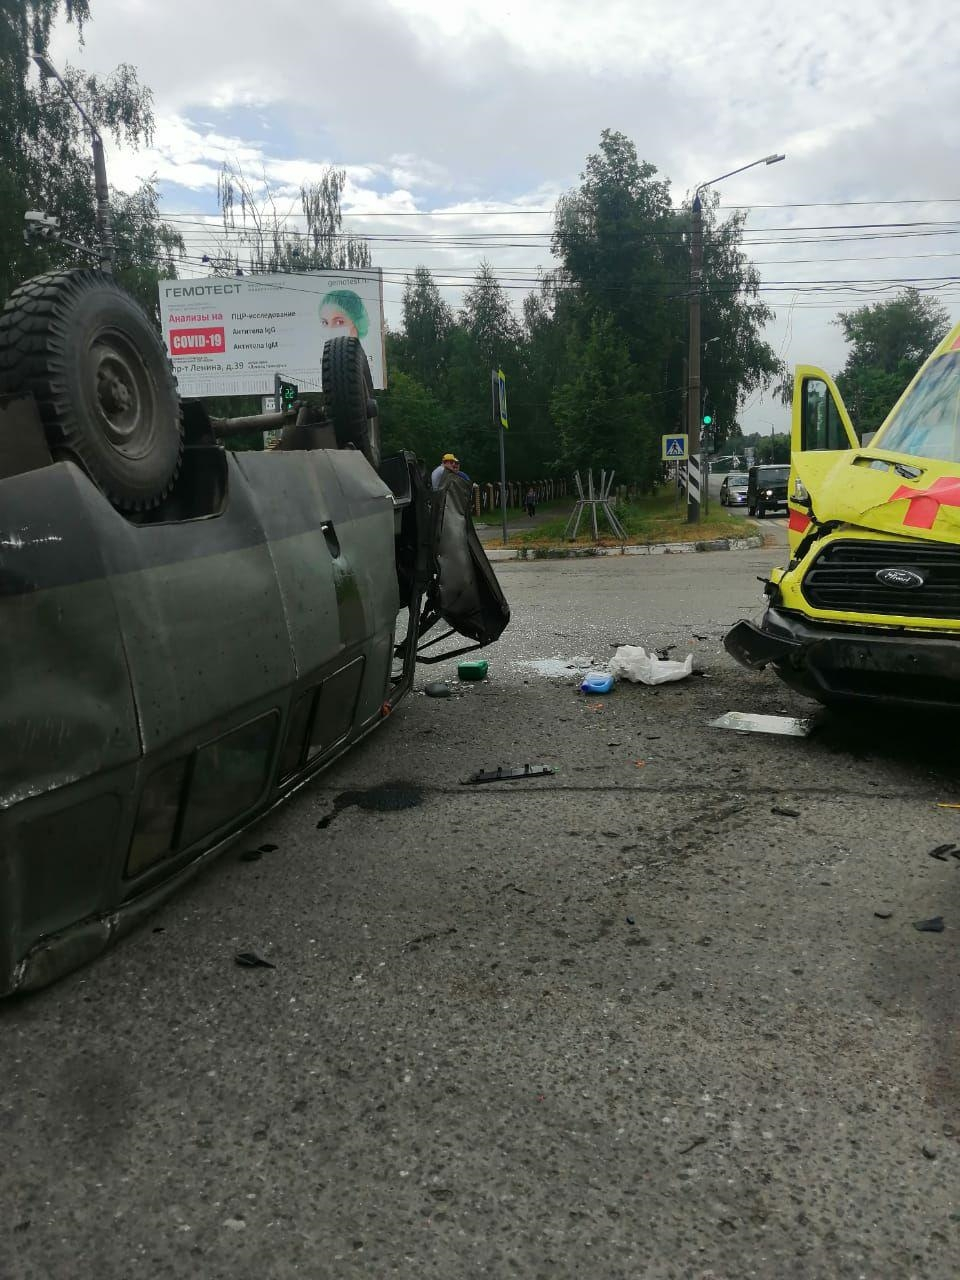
[49,0,960,434]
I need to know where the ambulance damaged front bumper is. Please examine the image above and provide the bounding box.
[725,605,960,709]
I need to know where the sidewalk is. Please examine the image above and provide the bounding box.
[475,503,569,543]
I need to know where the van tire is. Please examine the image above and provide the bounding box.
[322,336,380,470]
[0,269,182,510]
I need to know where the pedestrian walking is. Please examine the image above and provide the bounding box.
[525,486,537,518]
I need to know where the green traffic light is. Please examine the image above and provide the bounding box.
[702,413,712,426]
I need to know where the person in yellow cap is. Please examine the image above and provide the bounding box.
[432,452,466,489]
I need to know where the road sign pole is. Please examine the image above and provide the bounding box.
[498,422,508,546]
[492,367,510,545]
[686,194,703,523]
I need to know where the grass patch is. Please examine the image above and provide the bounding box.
[508,489,749,547]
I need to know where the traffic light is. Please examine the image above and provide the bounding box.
[702,412,713,426]
[275,375,298,412]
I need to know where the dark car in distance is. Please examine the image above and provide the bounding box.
[746,464,789,517]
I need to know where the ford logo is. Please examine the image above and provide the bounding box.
[875,567,925,588]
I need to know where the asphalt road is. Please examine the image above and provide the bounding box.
[5,547,960,1279]
[708,470,788,547]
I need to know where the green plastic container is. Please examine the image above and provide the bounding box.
[458,660,489,681]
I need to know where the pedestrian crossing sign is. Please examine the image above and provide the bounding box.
[662,434,688,460]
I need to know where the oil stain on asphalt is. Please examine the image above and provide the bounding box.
[316,782,424,829]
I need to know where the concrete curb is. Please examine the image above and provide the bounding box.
[485,535,763,562]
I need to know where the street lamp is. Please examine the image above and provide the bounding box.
[33,53,115,272]
[686,153,784,522]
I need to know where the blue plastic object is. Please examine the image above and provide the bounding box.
[580,672,615,695]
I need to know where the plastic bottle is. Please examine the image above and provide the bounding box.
[580,672,615,695]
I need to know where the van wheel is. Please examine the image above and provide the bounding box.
[0,270,183,510]
[756,504,765,519]
[322,336,380,470]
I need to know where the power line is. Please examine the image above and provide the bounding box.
[157,197,960,219]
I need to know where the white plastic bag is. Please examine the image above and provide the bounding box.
[608,645,693,685]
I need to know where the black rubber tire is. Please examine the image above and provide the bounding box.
[0,270,183,510]
[322,335,380,470]
[748,504,756,516]
[756,504,766,519]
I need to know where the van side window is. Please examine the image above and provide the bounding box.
[180,713,279,848]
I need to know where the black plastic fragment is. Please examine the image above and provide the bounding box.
[462,764,555,785]
[425,682,452,698]
[772,807,800,818]
[874,911,893,920]
[913,917,945,933]
[258,843,279,853]
[235,951,276,968]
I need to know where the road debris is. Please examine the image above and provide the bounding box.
[678,1136,708,1156]
[609,645,693,685]
[424,682,452,698]
[258,843,279,852]
[458,660,488,681]
[913,917,945,933]
[235,951,275,969]
[771,806,800,818]
[874,910,893,919]
[930,844,958,861]
[462,764,555,784]
[710,711,812,737]
[518,657,593,679]
[402,926,457,951]
[581,672,615,694]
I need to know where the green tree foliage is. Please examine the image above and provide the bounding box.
[390,266,453,393]
[111,180,185,324]
[834,288,951,433]
[551,131,782,472]
[218,163,372,273]
[385,131,782,487]
[377,368,447,462]
[1,0,183,311]
[552,313,658,489]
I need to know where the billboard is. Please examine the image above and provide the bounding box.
[158,269,386,397]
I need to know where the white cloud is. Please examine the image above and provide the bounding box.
[46,0,960,430]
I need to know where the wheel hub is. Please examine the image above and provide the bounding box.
[91,337,154,454]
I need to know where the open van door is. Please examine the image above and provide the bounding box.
[788,365,858,553]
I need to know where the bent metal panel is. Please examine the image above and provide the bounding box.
[158,269,386,395]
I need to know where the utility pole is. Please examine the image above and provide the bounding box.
[33,54,115,273]
[686,194,703,523]
[685,153,785,523]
